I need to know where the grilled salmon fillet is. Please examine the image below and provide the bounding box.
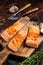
[26,25,41,48]
[8,22,30,52]
[0,16,30,42]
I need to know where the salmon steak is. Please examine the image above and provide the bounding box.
[26,25,42,48]
[8,22,30,52]
[0,16,30,42]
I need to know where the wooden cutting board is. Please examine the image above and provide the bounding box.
[0,21,43,65]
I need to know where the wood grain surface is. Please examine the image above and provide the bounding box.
[0,0,43,65]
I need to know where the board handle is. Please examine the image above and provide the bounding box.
[0,48,11,65]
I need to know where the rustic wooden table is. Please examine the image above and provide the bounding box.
[0,0,43,65]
